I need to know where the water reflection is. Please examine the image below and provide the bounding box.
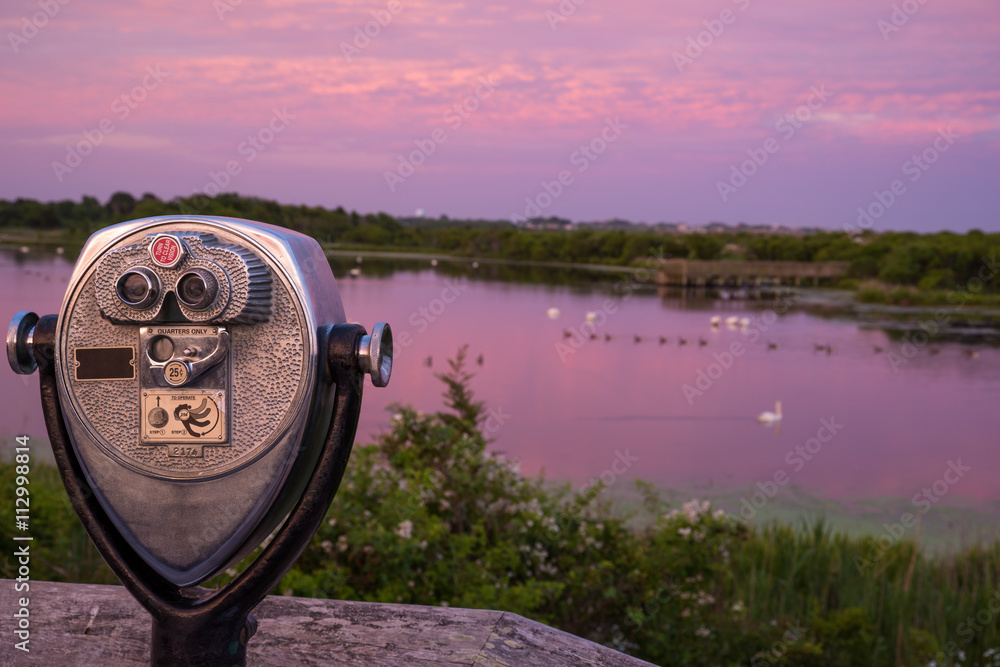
[3,247,998,518]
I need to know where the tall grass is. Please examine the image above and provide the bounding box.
[3,462,998,666]
[727,517,1000,665]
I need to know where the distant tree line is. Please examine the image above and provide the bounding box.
[1,192,997,291]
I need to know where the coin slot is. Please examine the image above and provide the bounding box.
[148,335,175,363]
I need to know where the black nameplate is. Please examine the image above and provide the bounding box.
[74,347,136,381]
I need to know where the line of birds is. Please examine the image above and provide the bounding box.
[562,331,716,346]
[558,331,985,358]
[557,312,985,358]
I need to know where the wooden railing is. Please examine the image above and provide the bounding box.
[0,579,655,666]
[657,259,850,286]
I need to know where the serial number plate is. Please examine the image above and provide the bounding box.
[167,445,204,458]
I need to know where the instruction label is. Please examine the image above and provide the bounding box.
[141,389,228,450]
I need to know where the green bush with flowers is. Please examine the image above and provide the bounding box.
[4,347,999,665]
[259,348,993,666]
[274,348,760,664]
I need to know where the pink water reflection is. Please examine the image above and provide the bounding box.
[342,267,1000,504]
[3,250,998,504]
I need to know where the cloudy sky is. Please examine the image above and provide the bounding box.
[1,0,997,232]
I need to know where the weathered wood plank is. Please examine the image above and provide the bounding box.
[0,580,655,666]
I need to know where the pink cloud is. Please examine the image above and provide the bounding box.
[0,0,996,228]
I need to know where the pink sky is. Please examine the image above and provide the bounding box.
[1,0,997,231]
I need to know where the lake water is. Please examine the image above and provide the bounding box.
[3,247,999,546]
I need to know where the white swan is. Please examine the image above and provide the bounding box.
[757,400,782,424]
[725,316,739,329]
[547,307,561,320]
[710,316,721,328]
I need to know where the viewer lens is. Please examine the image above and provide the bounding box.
[116,268,159,309]
[177,270,218,311]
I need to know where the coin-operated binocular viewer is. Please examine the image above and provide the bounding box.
[7,216,392,666]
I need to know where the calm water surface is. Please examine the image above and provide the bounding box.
[3,249,998,509]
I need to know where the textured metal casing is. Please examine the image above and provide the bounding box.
[54,216,345,586]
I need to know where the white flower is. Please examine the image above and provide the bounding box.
[678,527,692,538]
[394,519,413,539]
[336,535,349,552]
[695,626,711,638]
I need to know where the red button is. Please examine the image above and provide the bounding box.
[150,236,182,267]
